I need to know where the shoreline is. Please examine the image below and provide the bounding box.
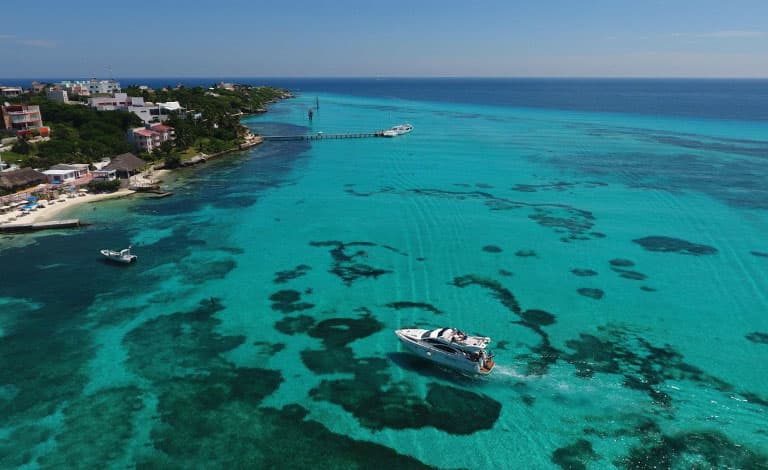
[0,99,278,233]
[0,189,138,227]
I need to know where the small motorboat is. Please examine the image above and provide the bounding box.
[395,327,495,375]
[382,123,414,137]
[100,245,137,264]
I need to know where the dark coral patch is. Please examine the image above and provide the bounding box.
[269,289,314,314]
[571,269,598,277]
[617,430,768,469]
[270,290,301,303]
[308,312,384,348]
[577,288,604,300]
[498,269,513,277]
[482,245,503,253]
[450,274,561,375]
[746,332,768,344]
[384,301,443,315]
[310,240,394,286]
[274,315,315,335]
[425,383,502,434]
[521,309,556,326]
[552,439,599,470]
[640,286,657,292]
[515,249,537,257]
[632,236,718,255]
[273,264,311,284]
[751,251,768,258]
[563,326,733,406]
[452,275,521,315]
[609,258,635,267]
[123,298,244,382]
[613,269,647,281]
[310,378,501,435]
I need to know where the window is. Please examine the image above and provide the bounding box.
[433,345,457,354]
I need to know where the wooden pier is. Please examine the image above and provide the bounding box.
[0,219,83,233]
[263,131,385,142]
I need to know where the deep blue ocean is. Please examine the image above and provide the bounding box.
[1,78,767,468]
[4,77,768,120]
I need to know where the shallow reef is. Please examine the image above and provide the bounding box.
[273,264,312,284]
[310,240,395,285]
[482,245,503,253]
[551,439,599,470]
[571,268,598,277]
[577,288,604,299]
[746,332,768,344]
[632,236,718,255]
[269,289,315,313]
[384,301,443,315]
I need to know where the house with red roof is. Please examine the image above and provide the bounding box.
[127,123,175,153]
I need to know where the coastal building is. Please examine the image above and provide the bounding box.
[88,93,145,111]
[57,80,91,96]
[41,164,90,185]
[31,81,48,93]
[101,153,146,179]
[92,169,117,181]
[46,88,69,103]
[0,104,45,135]
[0,86,23,98]
[0,167,46,193]
[56,79,120,97]
[88,79,121,95]
[128,123,175,153]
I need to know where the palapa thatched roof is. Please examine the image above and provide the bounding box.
[0,167,47,190]
[103,153,147,172]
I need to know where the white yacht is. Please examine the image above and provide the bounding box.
[382,123,414,137]
[395,327,495,375]
[100,245,137,264]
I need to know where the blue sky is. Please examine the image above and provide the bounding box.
[2,0,767,78]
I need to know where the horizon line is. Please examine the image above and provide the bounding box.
[2,75,768,81]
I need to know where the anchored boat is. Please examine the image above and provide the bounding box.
[100,245,137,264]
[395,327,495,375]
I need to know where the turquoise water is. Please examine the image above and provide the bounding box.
[1,84,768,468]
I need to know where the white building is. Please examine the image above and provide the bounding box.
[88,93,145,111]
[88,79,121,95]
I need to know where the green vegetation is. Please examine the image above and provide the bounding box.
[126,84,288,157]
[1,83,288,169]
[4,97,139,169]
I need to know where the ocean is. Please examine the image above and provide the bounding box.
[1,79,767,468]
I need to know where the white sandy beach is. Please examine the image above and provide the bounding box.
[0,189,136,226]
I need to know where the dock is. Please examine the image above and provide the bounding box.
[263,131,385,142]
[0,219,83,233]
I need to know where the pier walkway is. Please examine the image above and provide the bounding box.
[262,131,385,142]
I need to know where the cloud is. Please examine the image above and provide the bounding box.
[0,34,16,40]
[671,30,766,39]
[16,39,56,48]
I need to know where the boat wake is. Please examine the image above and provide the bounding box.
[489,365,528,380]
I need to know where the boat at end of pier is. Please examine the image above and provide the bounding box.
[382,123,413,137]
[395,326,495,375]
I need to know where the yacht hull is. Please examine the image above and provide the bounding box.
[395,329,493,375]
